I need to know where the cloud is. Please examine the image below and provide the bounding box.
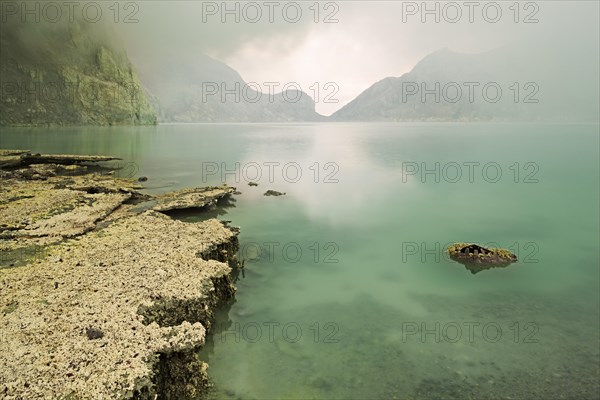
[26,0,593,116]
[114,1,314,60]
[215,1,599,115]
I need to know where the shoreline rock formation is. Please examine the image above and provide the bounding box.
[0,150,240,398]
[0,149,122,169]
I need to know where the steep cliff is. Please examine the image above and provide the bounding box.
[0,19,156,126]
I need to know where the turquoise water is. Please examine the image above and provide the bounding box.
[1,123,599,399]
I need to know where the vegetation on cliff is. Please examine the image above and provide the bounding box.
[0,18,156,126]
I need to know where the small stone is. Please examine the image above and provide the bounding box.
[85,327,104,340]
[248,182,258,187]
[264,190,285,197]
[137,176,148,182]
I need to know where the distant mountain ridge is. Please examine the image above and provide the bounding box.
[2,19,596,126]
[331,48,528,121]
[331,47,598,122]
[132,51,324,123]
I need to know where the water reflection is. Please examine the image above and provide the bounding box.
[1,123,598,399]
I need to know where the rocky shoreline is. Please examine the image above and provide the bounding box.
[0,150,240,399]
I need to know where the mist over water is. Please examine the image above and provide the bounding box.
[1,0,599,398]
[2,122,598,398]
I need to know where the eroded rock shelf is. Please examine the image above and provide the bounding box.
[0,150,240,399]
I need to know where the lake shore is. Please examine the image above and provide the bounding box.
[0,150,240,399]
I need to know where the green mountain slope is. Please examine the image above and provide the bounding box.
[0,19,156,126]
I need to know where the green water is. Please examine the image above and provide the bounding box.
[1,123,599,399]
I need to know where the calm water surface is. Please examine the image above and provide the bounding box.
[1,123,599,399]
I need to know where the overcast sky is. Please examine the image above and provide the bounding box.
[115,1,599,115]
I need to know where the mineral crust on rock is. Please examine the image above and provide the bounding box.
[152,185,236,212]
[0,150,240,399]
[447,243,518,274]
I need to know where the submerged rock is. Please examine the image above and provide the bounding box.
[0,150,31,168]
[264,190,286,197]
[0,150,121,169]
[447,243,517,274]
[248,182,258,187]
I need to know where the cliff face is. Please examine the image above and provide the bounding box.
[0,20,156,126]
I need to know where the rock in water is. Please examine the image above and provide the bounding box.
[447,243,517,274]
[152,185,236,212]
[264,190,286,197]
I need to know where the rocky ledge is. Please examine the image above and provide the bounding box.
[447,243,518,274]
[0,150,240,399]
[0,149,122,169]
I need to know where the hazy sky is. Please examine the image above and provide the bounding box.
[115,1,599,115]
